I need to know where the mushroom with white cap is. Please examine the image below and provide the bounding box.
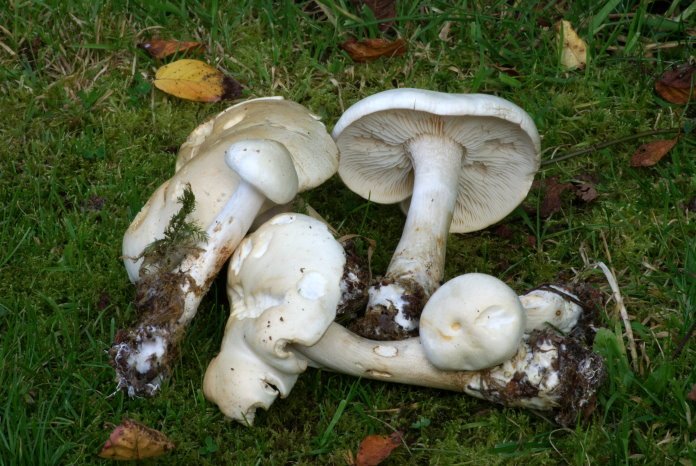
[111,97,338,397]
[291,275,602,426]
[203,213,346,425]
[419,273,526,371]
[333,88,540,339]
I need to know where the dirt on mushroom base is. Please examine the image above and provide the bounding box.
[348,277,425,340]
[110,269,201,396]
[468,330,606,426]
[336,238,370,319]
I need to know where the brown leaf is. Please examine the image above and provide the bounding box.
[688,385,696,401]
[540,176,573,217]
[654,64,695,104]
[556,20,587,70]
[351,0,396,31]
[356,431,403,466]
[154,59,242,102]
[340,37,407,63]
[630,139,678,167]
[574,181,598,203]
[99,418,174,460]
[138,39,205,59]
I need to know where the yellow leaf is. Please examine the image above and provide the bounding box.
[556,20,587,70]
[98,418,175,460]
[154,59,242,102]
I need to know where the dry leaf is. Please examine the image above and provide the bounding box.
[654,64,695,104]
[356,431,402,466]
[556,20,587,70]
[351,0,396,31]
[688,384,696,401]
[540,177,573,218]
[138,39,204,59]
[99,418,174,460]
[154,59,242,103]
[575,181,598,203]
[340,37,407,62]
[630,139,678,167]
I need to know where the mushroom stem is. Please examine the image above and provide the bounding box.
[178,182,265,321]
[110,181,266,397]
[294,323,605,426]
[360,134,463,338]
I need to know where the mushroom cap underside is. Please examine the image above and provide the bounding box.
[334,89,541,232]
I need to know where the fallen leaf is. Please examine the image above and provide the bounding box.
[356,431,403,466]
[556,20,587,70]
[99,418,174,460]
[138,39,204,59]
[630,139,678,167]
[574,181,598,203]
[438,21,453,42]
[688,385,696,401]
[154,59,242,102]
[340,37,407,62]
[540,176,573,217]
[97,291,111,310]
[493,224,514,240]
[351,0,396,31]
[654,64,695,104]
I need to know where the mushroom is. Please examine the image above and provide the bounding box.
[333,88,540,339]
[203,213,346,425]
[295,323,605,427]
[418,273,526,371]
[111,98,338,396]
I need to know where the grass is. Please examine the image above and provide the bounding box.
[0,0,694,464]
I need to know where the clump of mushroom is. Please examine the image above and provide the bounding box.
[333,89,541,340]
[111,97,339,396]
[204,211,604,426]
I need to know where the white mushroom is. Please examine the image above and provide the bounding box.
[294,323,604,426]
[112,98,338,396]
[204,213,345,425]
[419,273,526,371]
[333,89,540,339]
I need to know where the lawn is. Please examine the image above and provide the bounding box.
[0,0,694,464]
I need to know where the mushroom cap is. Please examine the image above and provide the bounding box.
[176,97,338,192]
[334,89,541,232]
[225,139,299,204]
[419,273,526,371]
[204,213,346,424]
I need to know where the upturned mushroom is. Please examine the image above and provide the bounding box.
[111,98,338,397]
[333,89,541,339]
[203,213,348,425]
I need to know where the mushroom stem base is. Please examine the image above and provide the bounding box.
[349,278,425,340]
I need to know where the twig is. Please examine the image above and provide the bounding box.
[673,320,696,359]
[596,261,639,373]
[541,128,681,166]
